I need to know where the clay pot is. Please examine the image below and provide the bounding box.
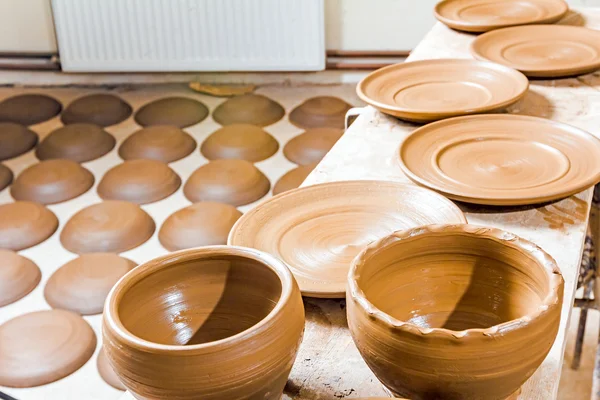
[347,224,563,400]
[103,246,305,400]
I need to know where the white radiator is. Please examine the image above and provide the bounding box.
[51,0,325,72]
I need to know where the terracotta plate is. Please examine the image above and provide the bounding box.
[398,114,600,205]
[471,25,600,77]
[357,59,528,123]
[228,181,466,298]
[435,0,568,33]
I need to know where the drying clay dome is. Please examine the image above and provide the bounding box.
[201,124,279,162]
[0,122,38,161]
[135,97,209,128]
[212,93,285,126]
[61,94,132,127]
[36,123,116,162]
[283,128,343,165]
[119,125,196,163]
[0,201,58,251]
[0,250,41,307]
[97,347,126,391]
[0,164,13,191]
[0,94,61,126]
[272,163,317,195]
[289,96,352,129]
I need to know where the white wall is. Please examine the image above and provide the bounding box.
[0,0,57,54]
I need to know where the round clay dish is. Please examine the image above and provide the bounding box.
[272,163,317,195]
[45,253,137,315]
[0,164,13,191]
[357,59,529,123]
[184,159,270,206]
[0,94,62,126]
[347,225,563,399]
[435,0,569,32]
[159,202,243,251]
[229,180,466,298]
[0,309,96,388]
[289,96,352,129]
[201,124,279,162]
[36,123,116,162]
[212,93,285,127]
[97,347,126,391]
[97,159,181,205]
[61,200,155,254]
[134,97,209,128]
[0,250,41,307]
[119,125,196,163]
[0,201,58,251]
[471,25,600,77]
[284,128,343,165]
[0,122,39,161]
[61,94,132,127]
[11,159,94,204]
[398,114,600,205]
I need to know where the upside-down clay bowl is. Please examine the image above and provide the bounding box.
[103,246,305,400]
[347,225,563,400]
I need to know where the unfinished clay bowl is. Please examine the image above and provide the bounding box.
[103,246,305,400]
[347,224,563,400]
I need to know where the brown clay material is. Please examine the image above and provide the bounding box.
[212,93,285,127]
[0,122,39,161]
[435,0,569,33]
[398,114,600,205]
[61,94,133,127]
[200,124,279,162]
[289,96,352,129]
[357,59,529,123]
[97,160,181,205]
[60,200,155,254]
[11,159,94,205]
[229,180,466,298]
[0,94,62,126]
[36,123,116,162]
[283,128,344,165]
[134,97,209,128]
[272,163,317,196]
[0,164,13,191]
[347,224,564,399]
[0,309,96,388]
[44,253,137,315]
[184,159,270,206]
[97,347,126,391]
[0,250,41,307]
[159,202,242,251]
[118,125,196,163]
[103,246,304,400]
[471,25,600,77]
[189,82,256,97]
[0,201,58,251]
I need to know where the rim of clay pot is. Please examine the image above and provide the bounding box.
[348,224,563,338]
[104,245,296,353]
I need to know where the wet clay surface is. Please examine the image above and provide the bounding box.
[11,159,94,204]
[36,123,116,162]
[289,96,352,129]
[0,201,58,251]
[0,309,96,388]
[273,163,318,196]
[44,253,137,315]
[61,94,132,127]
[347,225,564,400]
[97,159,181,205]
[212,93,285,126]
[118,125,196,163]
[0,94,61,126]
[0,250,41,307]
[134,97,209,128]
[284,128,344,166]
[0,122,39,161]
[97,347,126,391]
[0,164,12,191]
[158,202,242,251]
[537,195,589,231]
[201,123,279,162]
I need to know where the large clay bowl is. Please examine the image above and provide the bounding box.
[347,224,563,400]
[103,246,305,400]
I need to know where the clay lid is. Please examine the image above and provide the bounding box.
[61,94,132,127]
[98,159,181,205]
[134,97,209,128]
[272,163,317,195]
[289,96,352,129]
[0,94,62,126]
[0,309,96,388]
[159,202,243,251]
[212,93,285,126]
[0,201,58,251]
[0,122,39,161]
[0,164,13,191]
[60,200,155,254]
[183,159,270,206]
[201,124,279,162]
[45,253,137,315]
[11,159,94,204]
[97,347,126,391]
[118,125,197,163]
[36,123,116,162]
[283,128,343,165]
[0,250,41,307]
